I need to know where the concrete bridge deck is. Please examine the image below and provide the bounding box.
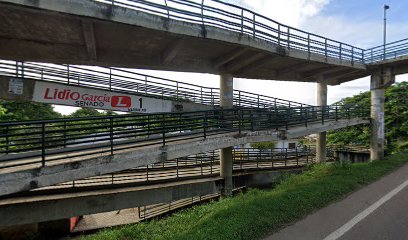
[0,0,370,85]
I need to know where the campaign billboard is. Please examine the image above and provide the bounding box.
[30,80,173,113]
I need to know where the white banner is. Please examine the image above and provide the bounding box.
[32,81,173,113]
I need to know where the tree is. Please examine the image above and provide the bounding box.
[69,108,104,118]
[327,82,408,152]
[0,100,61,122]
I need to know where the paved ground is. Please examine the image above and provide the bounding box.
[265,161,408,240]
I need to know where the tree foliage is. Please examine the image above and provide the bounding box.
[327,82,408,151]
[0,100,62,122]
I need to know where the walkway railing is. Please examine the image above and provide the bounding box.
[38,147,311,191]
[93,0,365,63]
[0,104,368,172]
[364,38,408,63]
[0,60,310,109]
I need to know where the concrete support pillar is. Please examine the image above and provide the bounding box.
[219,74,233,197]
[316,81,327,163]
[370,73,385,161]
[370,68,394,161]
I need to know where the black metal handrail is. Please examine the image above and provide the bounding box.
[91,0,365,63]
[0,60,310,109]
[37,147,311,191]
[0,104,368,172]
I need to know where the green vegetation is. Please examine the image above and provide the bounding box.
[83,151,408,240]
[251,141,276,149]
[328,82,408,152]
[0,100,62,121]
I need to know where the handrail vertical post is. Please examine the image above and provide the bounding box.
[41,122,46,167]
[110,117,114,155]
[203,111,207,139]
[63,121,67,148]
[201,0,205,25]
[162,114,166,146]
[109,68,112,90]
[5,126,9,154]
[164,0,170,19]
[176,82,179,100]
[67,65,70,84]
[240,9,244,34]
[287,28,290,49]
[252,14,256,38]
[277,24,281,45]
[325,39,328,61]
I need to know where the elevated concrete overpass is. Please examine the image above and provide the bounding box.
[0,0,369,85]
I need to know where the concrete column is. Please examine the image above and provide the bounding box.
[316,81,327,163]
[219,74,233,197]
[370,73,386,161]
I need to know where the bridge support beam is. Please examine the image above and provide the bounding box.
[316,80,328,163]
[220,74,234,197]
[370,69,394,161]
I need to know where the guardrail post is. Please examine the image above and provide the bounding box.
[351,47,354,63]
[162,114,166,146]
[63,121,67,148]
[41,123,46,167]
[110,117,114,155]
[287,28,290,49]
[145,76,148,96]
[325,39,328,61]
[307,34,311,58]
[286,108,289,130]
[5,126,9,154]
[240,9,244,34]
[278,24,281,45]
[201,87,203,104]
[201,0,205,25]
[109,68,112,90]
[67,65,70,84]
[339,43,343,61]
[21,61,24,78]
[252,14,256,38]
[203,111,207,139]
[164,0,170,19]
[176,82,179,100]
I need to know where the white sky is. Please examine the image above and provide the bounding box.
[54,0,407,115]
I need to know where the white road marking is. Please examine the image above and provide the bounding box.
[323,178,408,240]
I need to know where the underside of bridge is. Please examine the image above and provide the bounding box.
[0,0,369,85]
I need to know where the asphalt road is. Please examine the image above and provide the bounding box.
[265,161,408,240]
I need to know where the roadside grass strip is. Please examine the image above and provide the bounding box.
[83,151,408,240]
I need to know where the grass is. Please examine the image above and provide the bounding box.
[82,151,408,240]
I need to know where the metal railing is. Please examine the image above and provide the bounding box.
[92,0,364,63]
[0,104,368,173]
[37,147,311,191]
[364,38,408,63]
[0,60,309,109]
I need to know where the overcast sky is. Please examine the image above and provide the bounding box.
[55,0,408,114]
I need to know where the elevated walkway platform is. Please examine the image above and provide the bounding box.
[0,105,368,197]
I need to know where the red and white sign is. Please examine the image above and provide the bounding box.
[32,81,172,113]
